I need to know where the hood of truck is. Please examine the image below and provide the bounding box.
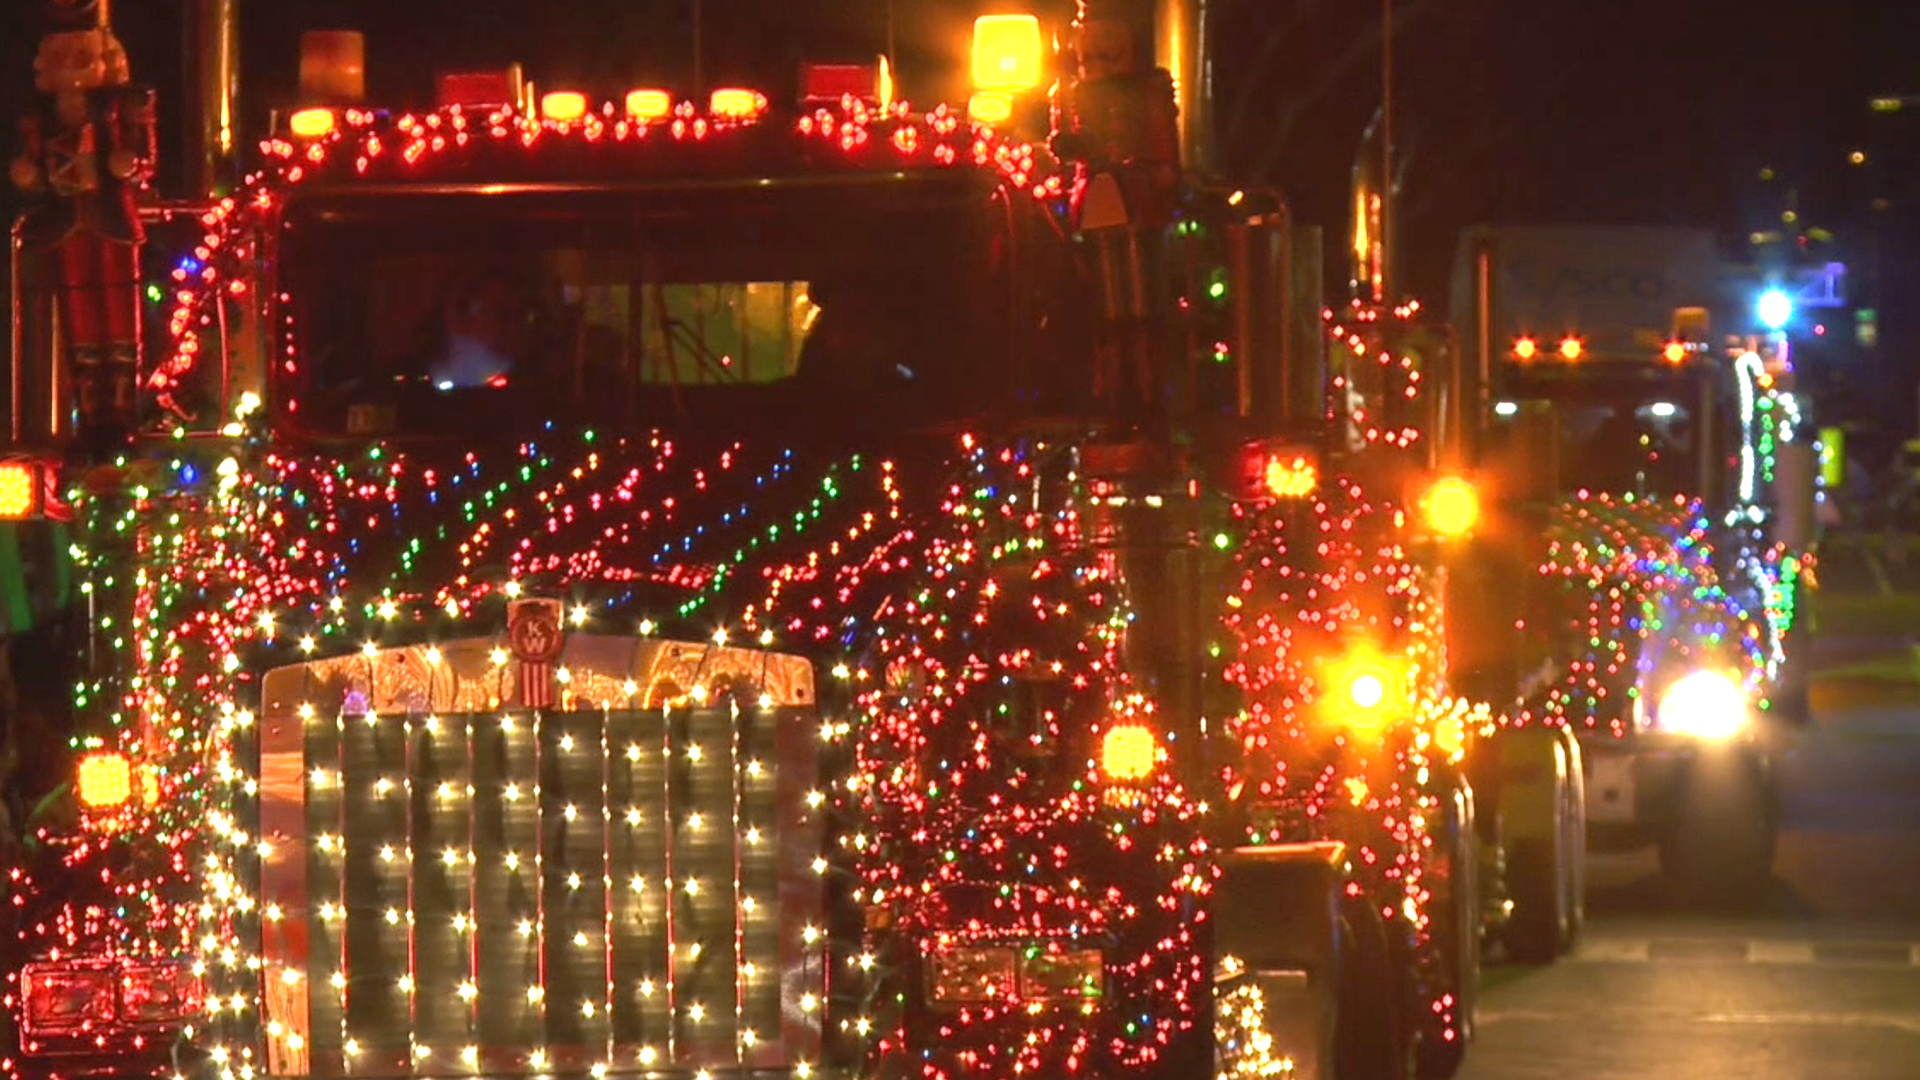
[241,427,939,661]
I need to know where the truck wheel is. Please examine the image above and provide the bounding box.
[1502,741,1571,964]
[1414,784,1476,1078]
[1474,805,1509,951]
[1502,837,1561,964]
[1334,904,1415,1079]
[1556,728,1587,953]
[1659,751,1777,910]
[1771,641,1815,725]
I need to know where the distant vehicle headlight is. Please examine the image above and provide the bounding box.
[926,946,1017,1005]
[1656,670,1748,739]
[20,962,115,1035]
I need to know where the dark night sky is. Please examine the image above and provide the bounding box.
[3,0,1916,416]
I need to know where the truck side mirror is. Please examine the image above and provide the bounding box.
[1220,202,1325,441]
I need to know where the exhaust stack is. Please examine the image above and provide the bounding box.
[1349,107,1390,308]
[1154,0,1213,176]
[181,0,240,197]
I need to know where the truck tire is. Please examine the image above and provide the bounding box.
[1334,902,1415,1080]
[1659,748,1777,910]
[1771,636,1815,726]
[1501,737,1573,964]
[1502,836,1561,964]
[1469,765,1511,955]
[1414,782,1477,1078]
[1556,727,1587,952]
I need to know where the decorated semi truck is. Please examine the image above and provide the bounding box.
[0,3,1581,1078]
[1447,225,1817,906]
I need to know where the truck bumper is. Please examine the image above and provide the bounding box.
[9,1051,181,1080]
[1581,733,1774,851]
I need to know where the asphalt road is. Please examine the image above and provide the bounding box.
[1460,534,1920,1080]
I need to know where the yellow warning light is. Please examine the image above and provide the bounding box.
[1512,336,1537,361]
[0,461,37,519]
[540,91,589,123]
[1663,340,1689,364]
[967,90,1014,126]
[1100,725,1157,783]
[971,14,1043,92]
[1421,476,1479,537]
[1558,335,1584,361]
[288,107,337,139]
[709,87,767,120]
[77,751,134,810]
[624,88,672,121]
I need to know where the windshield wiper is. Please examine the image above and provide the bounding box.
[644,283,745,399]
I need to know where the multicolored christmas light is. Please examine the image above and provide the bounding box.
[11,94,1089,1079]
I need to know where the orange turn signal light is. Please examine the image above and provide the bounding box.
[288,107,336,138]
[0,461,37,519]
[1264,454,1319,498]
[709,87,767,120]
[1100,725,1157,783]
[624,88,672,121]
[77,751,134,810]
[540,91,589,123]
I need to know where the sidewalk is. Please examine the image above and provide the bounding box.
[1805,531,1920,686]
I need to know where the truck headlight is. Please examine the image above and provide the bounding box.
[926,945,1105,1005]
[1316,646,1409,737]
[1657,670,1748,739]
[927,946,1017,1004]
[20,961,116,1035]
[1020,948,1104,1001]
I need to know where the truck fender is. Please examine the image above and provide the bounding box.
[1215,841,1347,1080]
[1489,726,1567,847]
[1412,765,1481,1077]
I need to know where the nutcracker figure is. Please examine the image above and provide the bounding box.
[1050,0,1180,233]
[9,0,156,446]
[1049,0,1179,428]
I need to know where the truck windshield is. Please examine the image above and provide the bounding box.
[1543,399,1697,494]
[279,178,1008,439]
[1492,367,1711,497]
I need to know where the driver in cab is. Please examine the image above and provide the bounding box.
[430,270,533,390]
